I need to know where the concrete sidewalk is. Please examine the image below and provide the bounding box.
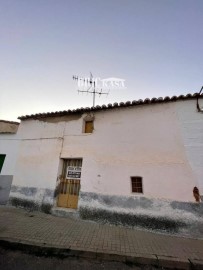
[0,206,203,269]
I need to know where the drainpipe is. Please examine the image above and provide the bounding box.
[196,86,203,112]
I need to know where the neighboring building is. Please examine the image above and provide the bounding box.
[0,93,203,233]
[0,120,20,204]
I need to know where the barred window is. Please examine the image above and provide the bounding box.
[131,177,143,193]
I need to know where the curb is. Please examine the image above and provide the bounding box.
[0,238,201,269]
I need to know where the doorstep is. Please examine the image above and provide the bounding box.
[51,207,79,219]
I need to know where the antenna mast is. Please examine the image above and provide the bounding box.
[73,73,109,107]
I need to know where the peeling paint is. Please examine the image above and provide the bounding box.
[9,197,52,214]
[79,192,203,238]
[9,185,54,213]
[0,175,13,204]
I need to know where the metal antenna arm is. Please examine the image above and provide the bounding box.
[73,73,110,107]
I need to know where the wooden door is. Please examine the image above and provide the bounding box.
[67,179,80,208]
[57,159,82,209]
[57,178,81,209]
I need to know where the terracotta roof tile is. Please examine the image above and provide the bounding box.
[18,92,203,121]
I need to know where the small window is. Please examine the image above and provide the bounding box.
[84,120,93,133]
[0,154,6,173]
[131,177,143,193]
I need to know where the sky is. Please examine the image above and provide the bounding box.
[0,0,203,121]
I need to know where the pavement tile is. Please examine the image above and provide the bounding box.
[0,206,203,269]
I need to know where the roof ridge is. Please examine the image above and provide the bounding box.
[0,120,20,125]
[18,92,203,120]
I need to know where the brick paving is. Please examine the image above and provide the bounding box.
[0,206,203,268]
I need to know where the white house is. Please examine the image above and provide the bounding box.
[1,93,203,233]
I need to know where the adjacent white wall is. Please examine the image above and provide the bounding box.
[11,120,65,190]
[0,133,20,175]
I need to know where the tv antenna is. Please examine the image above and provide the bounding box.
[73,72,109,107]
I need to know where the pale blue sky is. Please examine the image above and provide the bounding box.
[0,0,203,121]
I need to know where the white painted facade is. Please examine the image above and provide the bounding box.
[176,100,203,193]
[0,133,20,176]
[13,121,64,190]
[8,98,203,204]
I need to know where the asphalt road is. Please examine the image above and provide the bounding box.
[0,247,164,270]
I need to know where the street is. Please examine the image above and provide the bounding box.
[0,247,162,270]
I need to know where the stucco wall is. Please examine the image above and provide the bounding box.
[61,102,197,202]
[176,100,203,195]
[0,175,13,204]
[9,121,64,210]
[0,134,20,175]
[8,99,203,214]
[78,191,203,238]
